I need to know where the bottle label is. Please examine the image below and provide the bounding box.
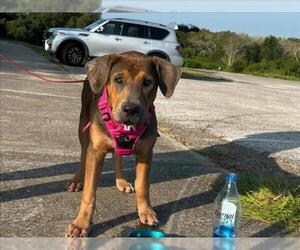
[220,199,236,227]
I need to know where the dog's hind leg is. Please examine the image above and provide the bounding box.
[66,110,90,192]
[113,153,134,193]
[67,80,92,192]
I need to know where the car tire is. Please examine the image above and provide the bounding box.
[61,43,85,66]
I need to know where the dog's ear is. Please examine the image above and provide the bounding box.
[152,56,181,97]
[84,54,118,94]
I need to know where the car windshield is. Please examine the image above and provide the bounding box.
[84,19,106,31]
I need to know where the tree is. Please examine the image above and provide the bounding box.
[0,0,101,12]
[3,13,100,45]
[281,39,300,65]
[243,42,261,63]
[222,33,242,68]
[260,36,283,61]
[198,40,216,56]
[186,34,215,57]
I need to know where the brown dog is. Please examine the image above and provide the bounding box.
[66,51,181,237]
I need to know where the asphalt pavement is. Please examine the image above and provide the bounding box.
[0,40,299,237]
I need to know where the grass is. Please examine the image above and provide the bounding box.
[237,174,300,233]
[181,68,232,82]
[247,71,300,82]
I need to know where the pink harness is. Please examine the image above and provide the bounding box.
[83,87,155,155]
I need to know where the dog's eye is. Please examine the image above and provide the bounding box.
[143,79,153,87]
[115,76,123,84]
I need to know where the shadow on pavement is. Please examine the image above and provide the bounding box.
[0,151,218,203]
[1,131,299,237]
[181,71,233,82]
[90,189,214,237]
[199,131,300,181]
[0,162,78,181]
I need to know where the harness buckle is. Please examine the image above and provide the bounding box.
[116,135,135,149]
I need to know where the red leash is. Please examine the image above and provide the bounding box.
[0,53,86,83]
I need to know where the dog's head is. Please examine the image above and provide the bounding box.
[85,51,181,126]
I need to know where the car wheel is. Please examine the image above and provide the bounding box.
[61,43,84,66]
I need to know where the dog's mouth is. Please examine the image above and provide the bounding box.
[113,109,145,126]
[123,120,136,126]
[119,115,142,126]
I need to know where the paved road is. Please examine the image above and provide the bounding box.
[0,40,298,237]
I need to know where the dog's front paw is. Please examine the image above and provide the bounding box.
[66,221,91,238]
[116,178,135,193]
[66,181,83,192]
[138,206,159,227]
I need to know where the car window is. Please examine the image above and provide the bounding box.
[122,23,147,38]
[84,19,105,31]
[97,21,123,35]
[149,27,169,40]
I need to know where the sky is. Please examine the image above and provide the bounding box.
[101,1,300,38]
[102,12,300,39]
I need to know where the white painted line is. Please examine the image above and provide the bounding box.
[0,88,80,100]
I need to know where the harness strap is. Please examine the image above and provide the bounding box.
[83,87,155,155]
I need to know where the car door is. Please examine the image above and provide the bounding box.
[148,26,170,53]
[116,23,151,54]
[88,21,124,56]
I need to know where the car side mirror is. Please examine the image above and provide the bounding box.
[96,26,104,33]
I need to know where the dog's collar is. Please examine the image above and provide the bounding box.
[97,86,155,155]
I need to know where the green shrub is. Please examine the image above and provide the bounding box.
[285,61,300,77]
[184,58,203,68]
[0,18,6,38]
[3,13,99,45]
[260,36,283,61]
[183,56,224,70]
[232,60,247,73]
[246,62,272,73]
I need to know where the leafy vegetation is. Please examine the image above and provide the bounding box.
[238,174,300,232]
[177,30,300,80]
[0,13,100,45]
[0,0,99,12]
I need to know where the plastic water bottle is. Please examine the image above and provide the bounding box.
[212,173,242,238]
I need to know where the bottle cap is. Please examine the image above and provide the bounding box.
[128,229,168,238]
[226,172,237,183]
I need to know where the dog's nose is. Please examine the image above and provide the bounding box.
[122,102,140,116]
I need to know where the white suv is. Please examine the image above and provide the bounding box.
[44,18,183,66]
